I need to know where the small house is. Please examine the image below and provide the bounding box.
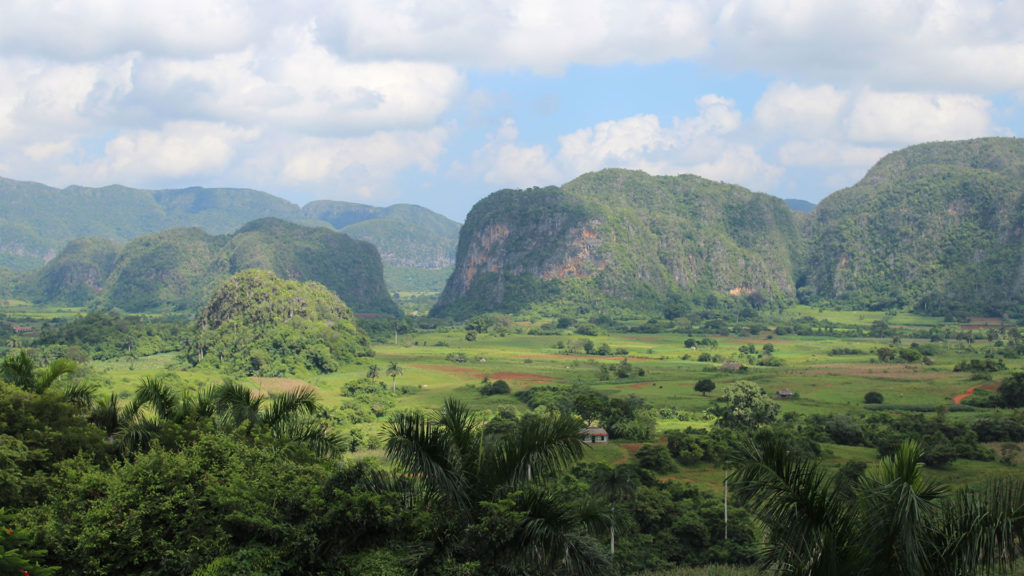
[776,389,795,399]
[580,427,608,443]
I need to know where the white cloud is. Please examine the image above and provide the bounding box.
[714,0,1024,92]
[71,121,258,182]
[472,119,561,187]
[847,91,994,143]
[281,126,450,191]
[0,0,263,60]
[128,25,464,132]
[319,0,713,74]
[754,83,847,137]
[687,146,782,189]
[472,97,781,192]
[778,140,888,168]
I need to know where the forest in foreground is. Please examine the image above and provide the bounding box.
[6,283,1024,575]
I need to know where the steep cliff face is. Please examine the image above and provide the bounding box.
[801,137,1024,315]
[432,171,801,317]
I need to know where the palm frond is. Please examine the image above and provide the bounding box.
[385,410,472,514]
[214,379,263,429]
[509,487,612,576]
[90,392,121,436]
[135,376,177,419]
[264,386,319,429]
[494,411,584,491]
[0,350,36,391]
[35,358,78,393]
[729,437,854,576]
[60,381,97,411]
[857,440,945,576]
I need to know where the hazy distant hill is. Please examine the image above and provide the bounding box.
[0,178,459,280]
[303,202,460,269]
[801,137,1024,315]
[433,169,802,318]
[23,218,398,315]
[785,199,816,213]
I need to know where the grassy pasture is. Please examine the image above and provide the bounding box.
[16,306,1024,488]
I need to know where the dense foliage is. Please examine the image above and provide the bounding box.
[184,270,373,376]
[434,170,801,318]
[0,176,459,275]
[20,218,400,314]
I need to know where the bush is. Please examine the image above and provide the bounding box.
[480,379,510,396]
[864,391,884,404]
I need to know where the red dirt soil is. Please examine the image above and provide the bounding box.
[952,383,999,404]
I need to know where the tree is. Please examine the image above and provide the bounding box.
[1,350,77,394]
[366,364,381,383]
[998,372,1024,408]
[729,437,1024,576]
[864,391,884,404]
[386,361,403,393]
[708,381,780,428]
[695,378,716,397]
[384,398,609,574]
[589,464,637,557]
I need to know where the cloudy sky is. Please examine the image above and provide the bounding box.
[1,1,1021,221]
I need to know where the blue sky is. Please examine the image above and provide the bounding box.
[1,1,1022,222]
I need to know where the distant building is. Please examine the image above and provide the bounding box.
[581,427,608,443]
[776,389,795,399]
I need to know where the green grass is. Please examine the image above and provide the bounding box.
[15,303,1024,489]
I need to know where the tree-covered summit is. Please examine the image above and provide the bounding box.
[433,169,801,318]
[186,269,373,376]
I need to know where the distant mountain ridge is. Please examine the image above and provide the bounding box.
[435,137,1024,318]
[801,137,1024,315]
[18,218,399,315]
[0,177,459,272]
[433,169,802,318]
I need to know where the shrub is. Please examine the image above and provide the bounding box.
[864,391,884,404]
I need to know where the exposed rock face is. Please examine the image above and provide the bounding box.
[433,171,801,317]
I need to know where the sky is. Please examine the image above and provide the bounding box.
[1,1,1022,222]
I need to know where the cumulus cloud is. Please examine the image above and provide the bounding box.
[714,0,1024,92]
[69,121,258,182]
[473,96,781,192]
[318,0,713,74]
[847,91,994,143]
[754,83,847,137]
[281,126,450,185]
[0,0,264,60]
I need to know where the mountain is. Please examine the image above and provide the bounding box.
[17,237,122,306]
[302,201,459,269]
[185,269,373,376]
[24,218,398,315]
[800,137,1024,315]
[784,199,816,213]
[433,169,802,318]
[0,177,459,278]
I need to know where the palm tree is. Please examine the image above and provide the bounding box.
[1,350,77,394]
[590,464,637,556]
[96,377,339,457]
[385,397,610,574]
[729,437,1024,576]
[366,364,381,383]
[386,361,403,393]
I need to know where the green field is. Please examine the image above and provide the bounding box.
[30,307,1023,491]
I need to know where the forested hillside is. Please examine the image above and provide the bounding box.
[0,177,459,275]
[435,138,1024,319]
[21,218,399,315]
[184,269,373,375]
[433,169,802,318]
[801,137,1024,315]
